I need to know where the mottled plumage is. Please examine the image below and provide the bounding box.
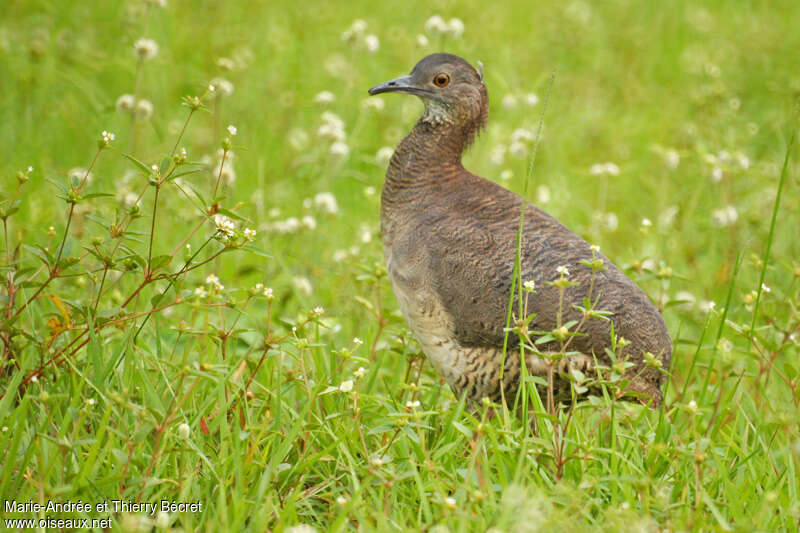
[369,53,671,407]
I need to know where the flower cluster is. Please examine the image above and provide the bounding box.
[115,94,154,120]
[340,19,379,53]
[589,162,620,176]
[424,15,465,38]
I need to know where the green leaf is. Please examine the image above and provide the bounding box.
[168,168,204,180]
[149,254,173,271]
[123,153,152,175]
[22,244,53,267]
[217,208,247,222]
[87,312,104,388]
[241,245,271,259]
[159,157,171,175]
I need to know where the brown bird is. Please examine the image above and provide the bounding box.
[368,53,671,408]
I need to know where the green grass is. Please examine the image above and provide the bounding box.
[1,0,799,530]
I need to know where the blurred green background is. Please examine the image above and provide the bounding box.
[2,0,799,317]
[2,0,800,530]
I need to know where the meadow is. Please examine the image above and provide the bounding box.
[1,0,799,530]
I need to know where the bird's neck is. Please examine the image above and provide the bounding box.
[384,120,469,194]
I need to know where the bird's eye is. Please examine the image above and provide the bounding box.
[433,73,450,87]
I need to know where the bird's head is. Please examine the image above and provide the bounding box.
[369,53,488,144]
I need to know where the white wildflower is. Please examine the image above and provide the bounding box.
[135,99,154,120]
[217,57,235,71]
[213,214,236,237]
[424,15,448,35]
[502,94,518,109]
[359,225,372,243]
[536,185,551,204]
[490,144,506,166]
[178,423,190,439]
[605,212,618,230]
[641,218,652,227]
[665,149,680,169]
[288,128,309,150]
[301,215,317,230]
[274,217,300,234]
[313,192,339,214]
[133,38,159,60]
[523,280,536,292]
[500,169,513,181]
[314,91,335,104]
[659,205,679,227]
[361,96,385,111]
[194,286,208,298]
[293,276,312,295]
[510,128,535,144]
[699,300,716,313]
[340,19,367,42]
[364,34,380,53]
[443,496,457,509]
[589,162,620,176]
[761,283,771,293]
[68,167,92,184]
[354,367,366,378]
[406,400,421,409]
[317,123,345,142]
[446,18,465,38]
[339,380,354,393]
[508,141,528,159]
[155,511,170,529]
[556,265,570,277]
[115,94,136,113]
[524,93,540,106]
[210,77,234,97]
[330,141,350,158]
[687,400,698,414]
[214,161,236,186]
[311,306,324,317]
[243,227,256,240]
[711,167,723,183]
[590,244,601,253]
[416,34,429,47]
[711,205,738,227]
[205,274,224,291]
[736,152,750,170]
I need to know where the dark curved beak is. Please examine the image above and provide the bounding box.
[369,74,438,99]
[368,74,415,95]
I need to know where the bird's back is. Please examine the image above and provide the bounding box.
[383,162,671,405]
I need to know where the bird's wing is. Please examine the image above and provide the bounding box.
[424,188,609,350]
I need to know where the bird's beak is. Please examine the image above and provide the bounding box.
[369,75,435,98]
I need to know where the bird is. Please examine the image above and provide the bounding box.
[368,53,671,408]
